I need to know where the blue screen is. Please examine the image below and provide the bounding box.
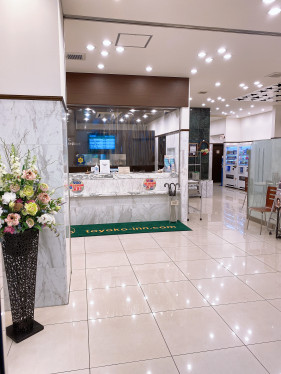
[89,135,115,150]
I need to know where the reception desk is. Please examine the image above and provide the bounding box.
[69,172,180,225]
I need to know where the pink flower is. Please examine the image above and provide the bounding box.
[10,184,20,193]
[37,193,51,205]
[22,169,36,181]
[4,213,20,227]
[4,226,15,234]
[15,198,23,203]
[26,218,34,228]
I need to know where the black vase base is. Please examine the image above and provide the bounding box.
[6,321,44,343]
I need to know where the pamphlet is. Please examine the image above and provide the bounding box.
[100,160,110,174]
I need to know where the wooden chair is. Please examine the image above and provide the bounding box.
[247,186,277,235]
[242,177,248,209]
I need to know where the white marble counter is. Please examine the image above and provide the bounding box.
[69,172,181,224]
[69,172,179,198]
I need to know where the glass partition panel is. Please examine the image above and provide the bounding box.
[248,138,281,218]
[67,106,181,225]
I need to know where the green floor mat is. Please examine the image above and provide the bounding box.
[71,220,192,237]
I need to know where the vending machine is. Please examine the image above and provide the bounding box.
[238,143,251,190]
[224,144,238,188]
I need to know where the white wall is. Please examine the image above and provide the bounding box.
[240,111,274,141]
[210,110,274,143]
[148,110,180,136]
[0,0,65,98]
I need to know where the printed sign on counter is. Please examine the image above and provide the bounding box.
[69,179,84,193]
[143,178,156,191]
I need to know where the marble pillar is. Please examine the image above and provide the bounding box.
[0,99,70,307]
[179,108,190,222]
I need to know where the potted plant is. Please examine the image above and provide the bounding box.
[0,145,62,343]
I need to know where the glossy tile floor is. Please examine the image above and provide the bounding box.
[4,185,281,373]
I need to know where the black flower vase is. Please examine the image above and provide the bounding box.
[2,229,44,343]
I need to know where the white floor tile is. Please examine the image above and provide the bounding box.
[89,314,169,367]
[215,300,281,344]
[8,321,89,374]
[87,285,150,319]
[90,357,178,374]
[155,307,242,355]
[174,346,267,374]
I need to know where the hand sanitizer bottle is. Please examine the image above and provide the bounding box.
[94,163,99,174]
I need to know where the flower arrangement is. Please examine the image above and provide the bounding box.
[0,145,62,237]
[200,148,209,156]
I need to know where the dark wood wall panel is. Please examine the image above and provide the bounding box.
[66,73,189,108]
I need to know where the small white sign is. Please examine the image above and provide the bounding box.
[118,167,130,174]
[100,160,110,174]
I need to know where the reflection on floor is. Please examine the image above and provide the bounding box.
[4,184,281,373]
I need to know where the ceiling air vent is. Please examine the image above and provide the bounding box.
[66,53,86,61]
[198,91,208,94]
[266,72,281,78]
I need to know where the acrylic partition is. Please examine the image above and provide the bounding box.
[67,106,182,224]
[248,138,281,219]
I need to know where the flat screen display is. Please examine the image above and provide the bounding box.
[89,134,115,150]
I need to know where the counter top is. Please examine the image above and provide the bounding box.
[69,172,179,198]
[69,172,178,180]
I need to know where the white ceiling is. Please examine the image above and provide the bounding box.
[62,0,281,33]
[62,0,281,118]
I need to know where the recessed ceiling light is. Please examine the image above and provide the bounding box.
[143,114,148,118]
[102,118,107,122]
[191,68,198,74]
[262,108,265,112]
[254,81,260,85]
[216,107,219,110]
[221,98,225,102]
[248,112,251,115]
[215,82,221,87]
[239,108,243,111]
[205,57,213,63]
[268,7,281,15]
[125,114,129,118]
[263,0,275,4]
[224,53,232,60]
[198,51,206,58]
[217,47,226,54]
[258,84,263,88]
[116,46,124,53]
[243,86,249,90]
[226,104,230,107]
[151,109,157,113]
[207,98,211,101]
[87,44,95,51]
[97,63,104,69]
[146,66,153,72]
[239,83,245,87]
[211,100,215,103]
[136,118,141,123]
[120,118,124,123]
[217,96,222,100]
[250,105,255,108]
[101,50,109,57]
[202,103,206,106]
[103,39,111,46]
